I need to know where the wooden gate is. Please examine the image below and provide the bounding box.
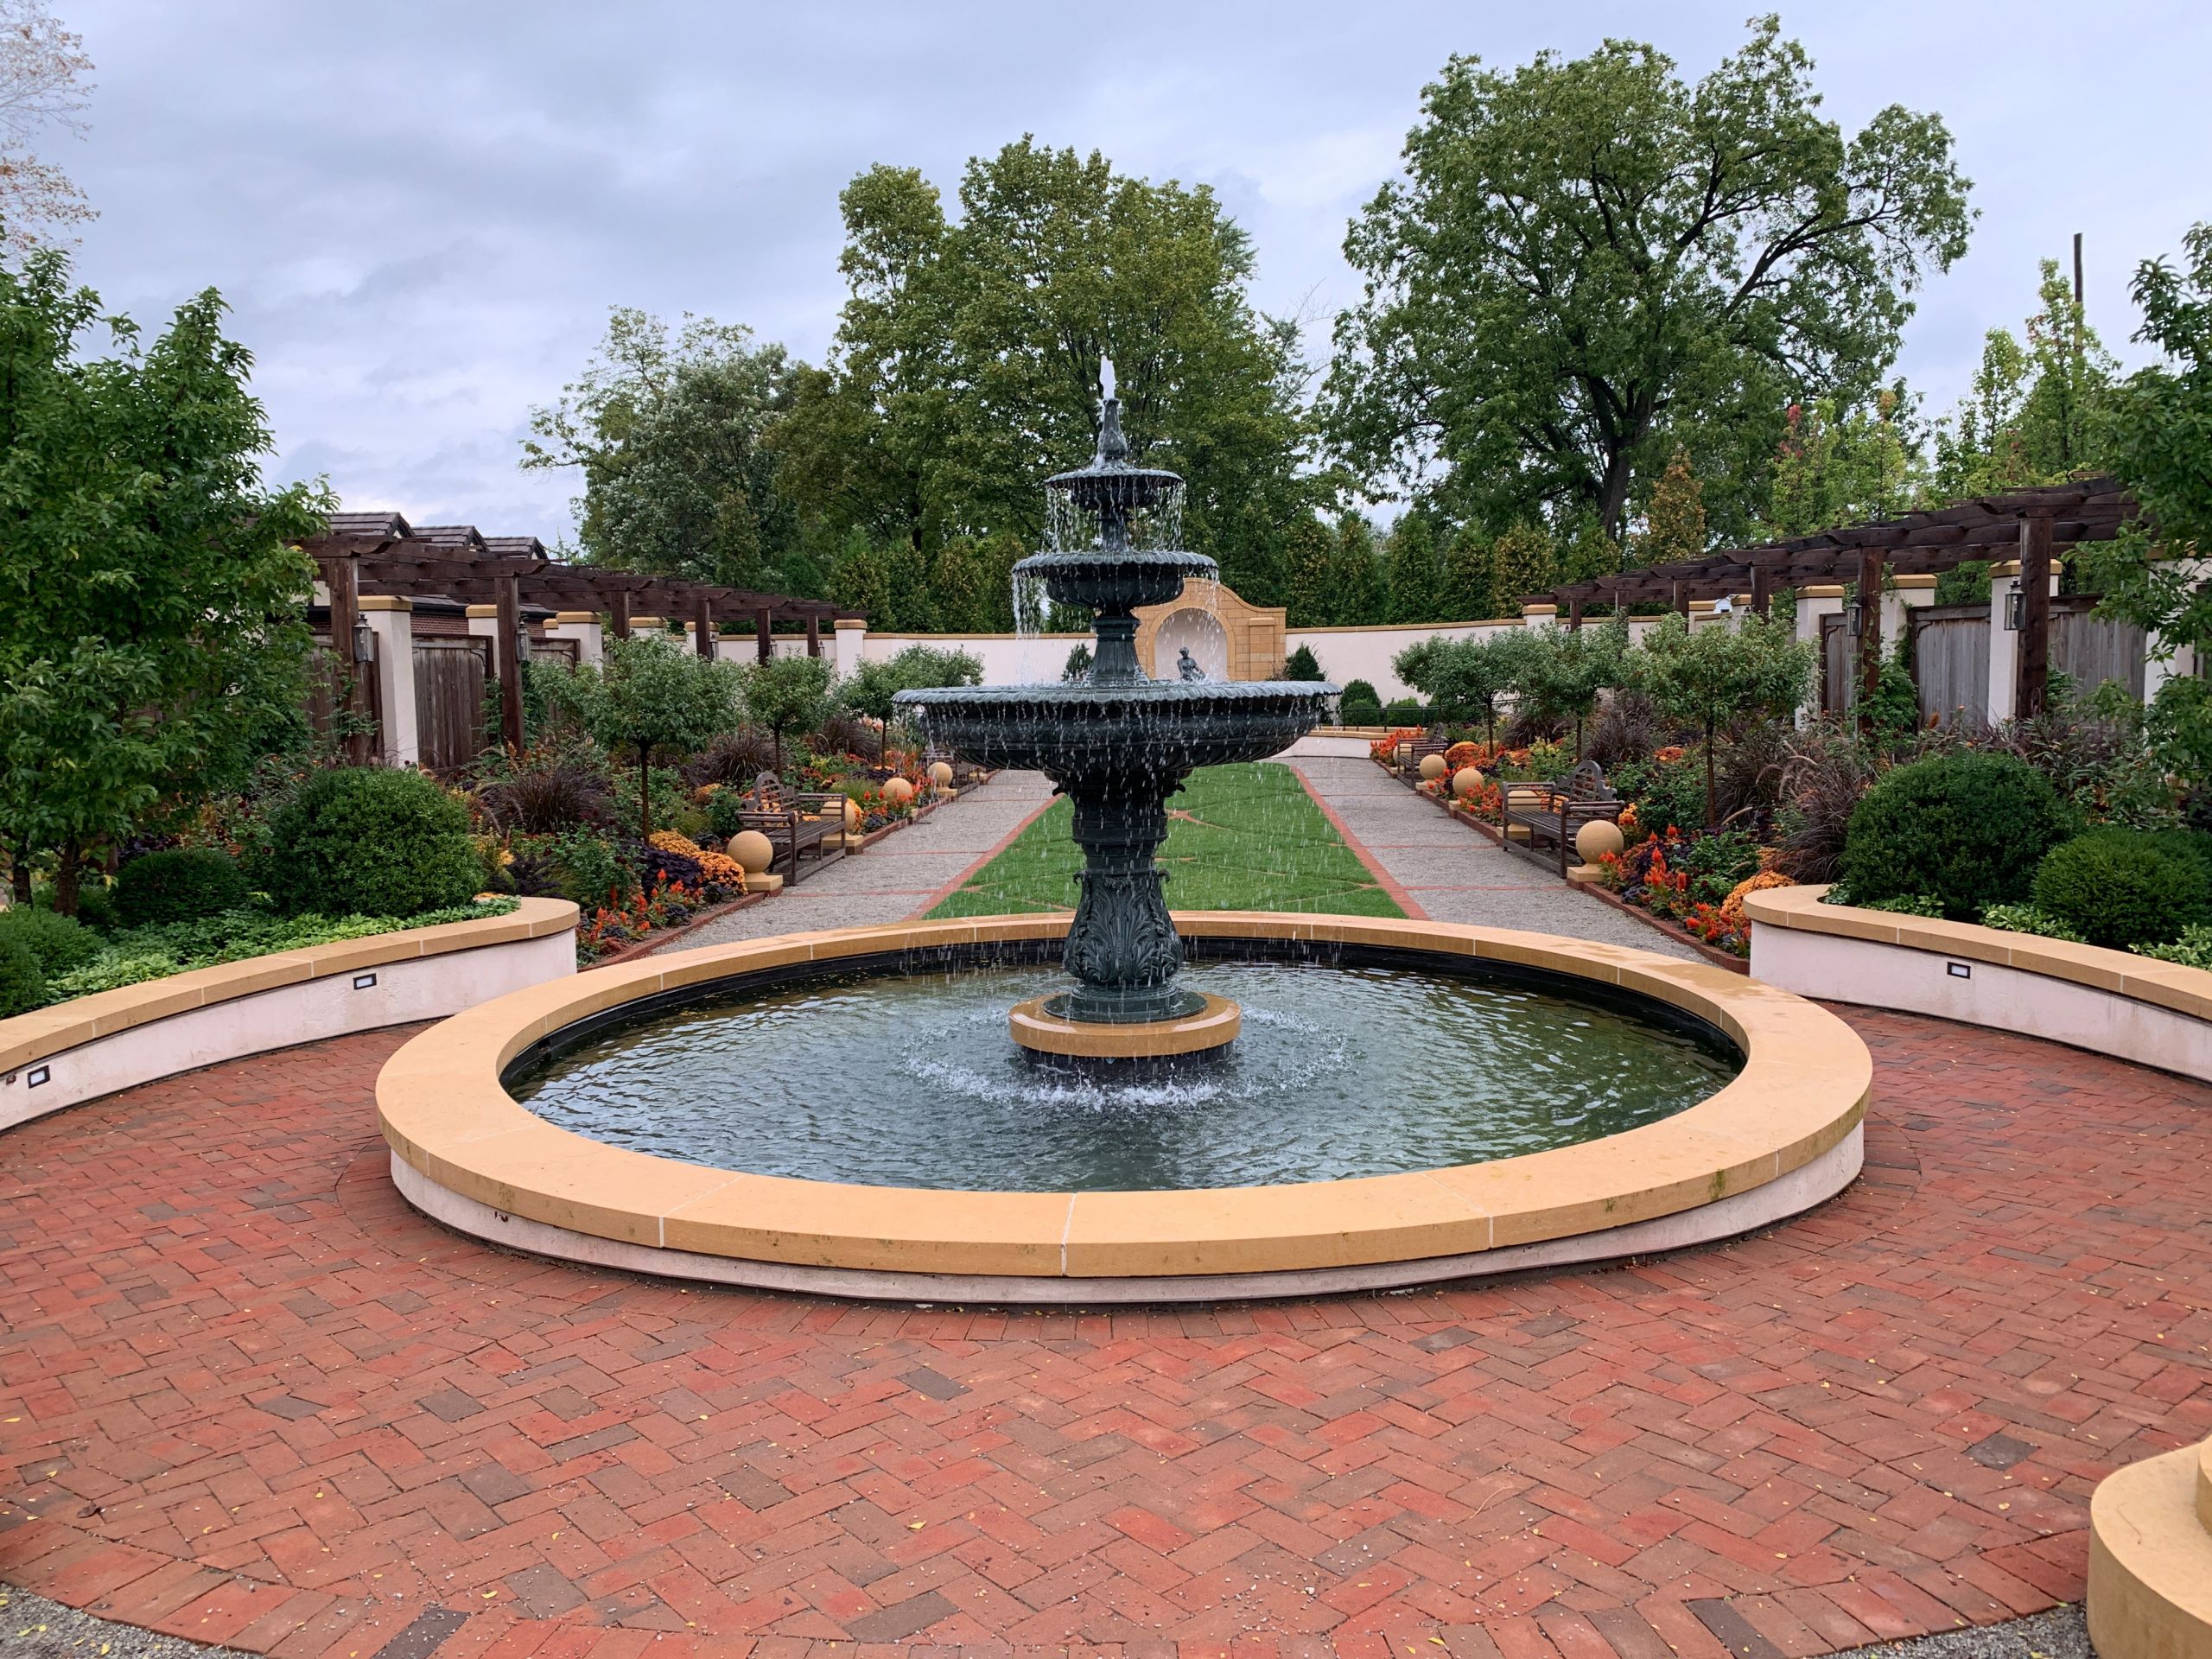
[2050,597,2146,700]
[1909,605,1990,728]
[413,637,493,772]
[1819,614,1855,715]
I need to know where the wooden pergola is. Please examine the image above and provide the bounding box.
[1535,479,2139,724]
[302,512,854,754]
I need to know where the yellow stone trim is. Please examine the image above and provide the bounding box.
[551,611,598,626]
[465,603,499,620]
[2088,1434,2212,1659]
[1801,584,1847,600]
[1893,574,1938,590]
[1744,883,2212,1019]
[357,594,413,613]
[377,912,1870,1281]
[0,898,578,1077]
[1008,992,1241,1058]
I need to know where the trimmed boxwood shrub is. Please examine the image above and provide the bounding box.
[2030,830,2212,950]
[0,906,99,976]
[263,766,484,918]
[1840,753,2075,920]
[0,930,41,1016]
[116,849,252,926]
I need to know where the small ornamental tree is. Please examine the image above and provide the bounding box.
[560,634,744,838]
[840,645,982,721]
[1393,631,1533,747]
[1513,617,1630,756]
[1282,643,1322,681]
[1630,613,1815,825]
[1638,446,1707,565]
[742,654,836,777]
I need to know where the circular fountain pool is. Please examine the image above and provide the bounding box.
[378,914,1872,1304]
[511,959,1739,1192]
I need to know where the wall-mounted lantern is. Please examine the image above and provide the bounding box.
[1845,601,1864,638]
[515,625,533,663]
[352,613,376,663]
[2005,588,2025,632]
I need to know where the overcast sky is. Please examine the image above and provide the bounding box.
[54,1,2212,545]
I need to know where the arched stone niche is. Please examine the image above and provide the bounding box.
[1135,580,1287,681]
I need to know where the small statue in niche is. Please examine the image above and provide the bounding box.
[1177,647,1207,682]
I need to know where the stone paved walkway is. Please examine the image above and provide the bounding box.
[1287,759,1700,959]
[3,1011,2207,1659]
[684,772,1058,944]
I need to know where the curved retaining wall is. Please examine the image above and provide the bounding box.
[1746,884,2212,1083]
[378,912,1872,1303]
[0,897,578,1132]
[2088,1433,2212,1659]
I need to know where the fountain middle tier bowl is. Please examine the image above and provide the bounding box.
[895,679,1338,776]
[1014,546,1218,613]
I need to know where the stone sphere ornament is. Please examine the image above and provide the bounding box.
[1452,766,1484,799]
[1418,753,1447,782]
[929,761,955,790]
[1576,817,1626,862]
[842,797,864,830]
[883,777,915,807]
[729,830,775,874]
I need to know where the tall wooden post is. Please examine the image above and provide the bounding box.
[693,594,715,658]
[805,613,822,658]
[1567,597,1584,631]
[320,554,370,765]
[494,573,525,753]
[1671,579,1688,617]
[2018,512,2054,719]
[1855,548,1885,733]
[755,606,773,663]
[610,588,632,640]
[1751,565,1771,619]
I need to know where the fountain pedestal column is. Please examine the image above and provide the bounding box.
[1054,787,1198,1025]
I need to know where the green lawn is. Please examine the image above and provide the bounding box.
[928,761,1404,919]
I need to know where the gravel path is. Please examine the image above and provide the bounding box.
[1287,755,1704,958]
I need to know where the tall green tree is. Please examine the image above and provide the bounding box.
[1439,524,1495,620]
[1327,18,1971,544]
[781,140,1325,594]
[1383,512,1444,623]
[2080,222,2212,789]
[1759,388,1921,538]
[1490,523,1556,613]
[1630,612,1815,825]
[0,250,329,911]
[1283,514,1336,628]
[1636,447,1708,567]
[1929,258,2119,499]
[523,308,805,593]
[1330,512,1387,625]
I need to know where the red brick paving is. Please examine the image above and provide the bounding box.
[2,1011,2209,1659]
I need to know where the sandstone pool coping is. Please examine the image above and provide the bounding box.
[376,912,1869,1294]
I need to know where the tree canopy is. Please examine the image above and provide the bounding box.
[1630,613,1815,823]
[0,250,329,911]
[524,308,810,594]
[1325,17,1972,549]
[554,633,745,836]
[779,139,1323,605]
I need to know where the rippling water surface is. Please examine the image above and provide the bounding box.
[511,961,1739,1192]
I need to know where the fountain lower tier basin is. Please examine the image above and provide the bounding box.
[1009,990,1240,1060]
[894,680,1334,775]
[377,914,1872,1305]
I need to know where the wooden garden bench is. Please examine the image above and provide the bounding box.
[736,772,842,882]
[1499,759,1620,877]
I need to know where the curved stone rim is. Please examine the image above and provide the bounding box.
[1009,990,1241,1058]
[375,913,1871,1294]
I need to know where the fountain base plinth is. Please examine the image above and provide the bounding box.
[1009,992,1241,1061]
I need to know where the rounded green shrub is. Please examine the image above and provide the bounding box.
[0,906,99,976]
[2030,830,2212,950]
[116,849,252,926]
[0,930,44,1016]
[1840,753,2075,920]
[263,766,484,918]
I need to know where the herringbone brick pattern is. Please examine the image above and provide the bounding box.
[2,1011,2207,1659]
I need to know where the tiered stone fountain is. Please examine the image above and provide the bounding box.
[897,383,1334,1062]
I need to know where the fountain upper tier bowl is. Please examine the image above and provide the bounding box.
[898,678,1334,779]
